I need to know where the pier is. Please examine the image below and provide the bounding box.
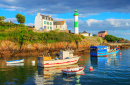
[107,43,130,48]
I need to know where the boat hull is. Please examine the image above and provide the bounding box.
[62,66,85,75]
[90,46,120,57]
[6,59,24,64]
[37,57,80,68]
[98,50,119,56]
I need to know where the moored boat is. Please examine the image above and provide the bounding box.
[5,59,24,64]
[37,50,80,67]
[61,66,85,75]
[90,46,120,57]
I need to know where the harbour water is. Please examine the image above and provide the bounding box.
[0,48,130,85]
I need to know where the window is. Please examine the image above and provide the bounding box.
[44,26,46,28]
[48,26,49,29]
[44,21,46,24]
[47,22,49,25]
[50,27,52,30]
[50,22,52,25]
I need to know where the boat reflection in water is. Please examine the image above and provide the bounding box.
[90,55,120,67]
[35,64,85,85]
[6,63,24,67]
[62,74,83,85]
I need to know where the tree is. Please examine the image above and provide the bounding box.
[93,34,97,36]
[105,35,119,42]
[16,14,25,24]
[0,16,6,21]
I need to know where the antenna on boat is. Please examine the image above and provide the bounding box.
[49,53,50,60]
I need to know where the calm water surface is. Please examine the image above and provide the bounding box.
[0,48,130,85]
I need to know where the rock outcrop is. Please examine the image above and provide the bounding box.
[0,38,102,57]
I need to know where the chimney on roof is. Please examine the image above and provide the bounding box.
[37,12,40,16]
[48,15,51,17]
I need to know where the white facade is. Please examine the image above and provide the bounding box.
[80,31,92,37]
[81,33,92,37]
[35,13,43,30]
[35,13,53,31]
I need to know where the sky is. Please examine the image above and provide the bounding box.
[0,0,130,40]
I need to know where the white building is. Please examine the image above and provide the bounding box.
[53,20,67,30]
[80,31,92,37]
[35,13,53,31]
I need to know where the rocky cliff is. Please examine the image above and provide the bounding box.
[0,37,103,57]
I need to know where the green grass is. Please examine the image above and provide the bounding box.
[0,27,83,45]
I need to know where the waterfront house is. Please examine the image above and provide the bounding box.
[53,20,67,30]
[35,13,53,31]
[98,30,108,38]
[35,13,67,31]
[80,31,92,37]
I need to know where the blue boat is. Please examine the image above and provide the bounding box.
[5,59,24,64]
[90,46,120,57]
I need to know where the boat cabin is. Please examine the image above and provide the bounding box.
[90,46,107,56]
[60,50,74,59]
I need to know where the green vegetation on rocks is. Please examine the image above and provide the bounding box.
[0,26,83,46]
[105,35,125,42]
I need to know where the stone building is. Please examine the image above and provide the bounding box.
[98,30,108,38]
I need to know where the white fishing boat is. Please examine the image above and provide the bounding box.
[61,66,85,75]
[5,59,24,64]
[37,50,81,67]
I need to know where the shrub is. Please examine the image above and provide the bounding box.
[81,35,86,39]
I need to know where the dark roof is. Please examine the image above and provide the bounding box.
[40,14,53,20]
[53,21,65,25]
[80,31,87,33]
[83,31,87,33]
[98,31,106,33]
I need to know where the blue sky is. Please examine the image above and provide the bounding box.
[0,0,130,40]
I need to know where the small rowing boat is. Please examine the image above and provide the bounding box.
[5,59,24,64]
[62,66,85,75]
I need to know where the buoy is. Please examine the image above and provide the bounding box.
[80,59,82,61]
[89,66,93,71]
[119,53,122,55]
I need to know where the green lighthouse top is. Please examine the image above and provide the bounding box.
[75,9,78,12]
[74,9,78,16]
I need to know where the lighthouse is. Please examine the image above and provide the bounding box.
[74,9,79,34]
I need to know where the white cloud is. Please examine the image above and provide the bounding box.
[86,19,102,26]
[106,19,121,27]
[124,33,130,35]
[79,13,99,18]
[53,18,65,21]
[0,0,130,14]
[4,18,17,23]
[126,22,129,26]
[6,0,15,2]
[25,23,34,26]
[0,4,24,11]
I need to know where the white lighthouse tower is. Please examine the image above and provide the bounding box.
[74,9,79,34]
